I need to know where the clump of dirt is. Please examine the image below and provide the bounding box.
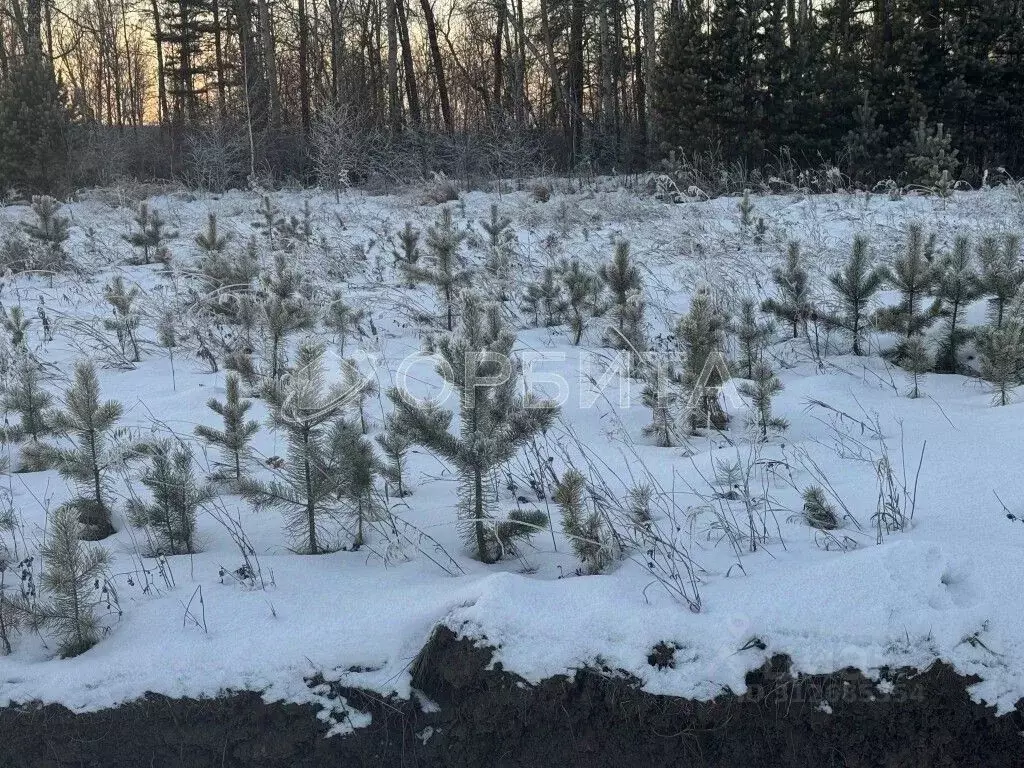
[2,625,1022,767]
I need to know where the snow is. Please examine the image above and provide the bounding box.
[1,180,1024,722]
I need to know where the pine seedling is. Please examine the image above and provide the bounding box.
[977,234,1024,328]
[388,292,558,563]
[2,353,53,444]
[875,224,941,366]
[1,305,30,349]
[399,207,470,330]
[37,505,111,657]
[157,310,178,391]
[127,441,214,554]
[377,414,412,497]
[45,361,135,540]
[102,276,142,362]
[558,258,599,345]
[393,221,422,272]
[340,357,378,434]
[598,240,642,334]
[0,552,33,655]
[678,287,729,431]
[480,204,516,292]
[123,202,173,265]
[257,195,282,249]
[761,241,811,339]
[196,236,261,320]
[194,373,260,484]
[934,236,981,373]
[827,235,885,355]
[902,335,931,399]
[522,267,566,327]
[738,360,787,439]
[977,319,1024,406]
[554,469,613,574]
[241,342,353,554]
[21,195,70,270]
[802,486,839,531]
[195,212,230,254]
[641,361,683,447]
[260,253,316,382]
[907,119,960,195]
[328,418,382,549]
[325,290,367,357]
[737,190,755,227]
[733,299,773,378]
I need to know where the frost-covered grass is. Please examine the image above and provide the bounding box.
[0,181,1023,726]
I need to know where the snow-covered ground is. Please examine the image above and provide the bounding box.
[1,180,1023,726]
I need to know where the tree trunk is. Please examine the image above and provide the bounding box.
[396,0,421,125]
[151,0,169,124]
[387,0,401,130]
[419,0,453,133]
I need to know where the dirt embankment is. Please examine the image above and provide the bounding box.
[2,627,1022,767]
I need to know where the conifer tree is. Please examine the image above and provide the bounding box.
[241,342,353,554]
[194,373,260,484]
[102,277,142,362]
[902,335,932,399]
[558,258,600,345]
[195,213,230,254]
[598,240,642,338]
[934,236,981,373]
[641,362,683,447]
[802,486,839,531]
[762,241,811,339]
[1,305,31,349]
[678,287,729,430]
[0,53,67,196]
[480,204,516,293]
[1,354,53,446]
[123,203,174,265]
[21,196,70,270]
[260,253,316,381]
[827,235,885,355]
[737,191,755,227]
[329,418,382,549]
[554,469,613,574]
[875,224,941,362]
[522,267,566,327]
[257,196,283,249]
[38,506,111,657]
[45,361,133,540]
[399,207,470,330]
[393,221,421,270]
[738,361,787,439]
[907,119,960,195]
[127,441,214,554]
[376,414,412,497]
[325,290,367,357]
[977,320,1024,406]
[389,293,558,563]
[733,299,773,378]
[340,358,378,434]
[196,236,261,319]
[977,234,1024,329]
[157,310,179,390]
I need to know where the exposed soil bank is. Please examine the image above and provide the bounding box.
[2,627,1022,768]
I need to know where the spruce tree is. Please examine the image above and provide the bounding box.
[733,299,773,378]
[194,373,260,484]
[739,361,787,439]
[325,290,367,357]
[127,441,214,554]
[678,287,729,431]
[875,224,941,362]
[762,241,811,339]
[260,253,316,382]
[102,276,142,362]
[46,361,132,540]
[827,235,885,355]
[123,203,174,265]
[399,207,470,330]
[522,267,566,327]
[195,212,230,254]
[977,234,1024,329]
[38,506,111,657]
[1,353,53,445]
[377,414,412,498]
[934,236,981,373]
[554,469,613,574]
[558,258,600,345]
[21,196,70,270]
[389,292,558,563]
[241,342,353,554]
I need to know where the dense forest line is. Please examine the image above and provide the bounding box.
[0,0,1022,193]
